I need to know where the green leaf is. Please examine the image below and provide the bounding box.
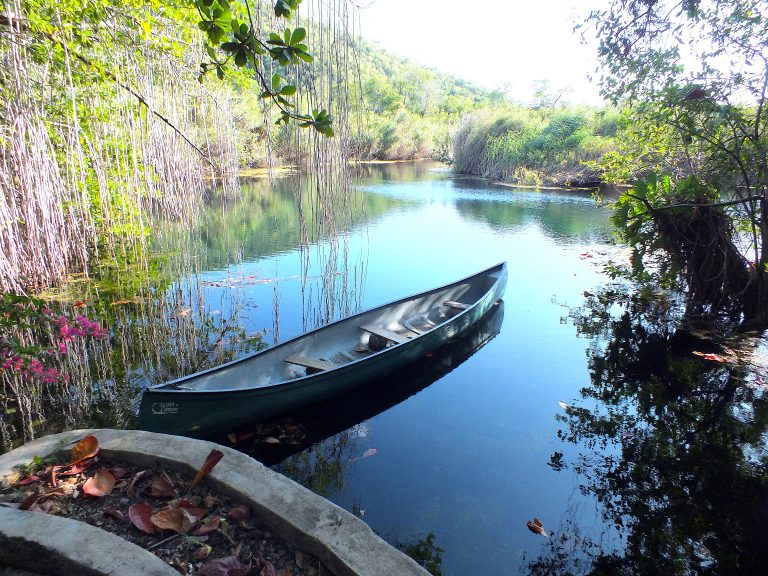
[272,73,281,91]
[290,27,306,45]
[280,85,296,96]
[234,49,247,67]
[297,51,313,63]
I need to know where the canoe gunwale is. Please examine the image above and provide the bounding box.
[142,262,507,397]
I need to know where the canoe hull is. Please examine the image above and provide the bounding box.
[139,263,507,437]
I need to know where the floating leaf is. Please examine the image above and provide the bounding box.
[70,435,99,464]
[692,351,727,363]
[148,473,176,498]
[82,469,115,497]
[191,449,224,488]
[362,448,377,459]
[227,504,251,522]
[558,401,570,411]
[201,555,251,576]
[129,503,156,534]
[526,517,549,537]
[150,507,198,533]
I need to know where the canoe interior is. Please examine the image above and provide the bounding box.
[151,263,506,393]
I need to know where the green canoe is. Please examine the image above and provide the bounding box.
[138,262,508,437]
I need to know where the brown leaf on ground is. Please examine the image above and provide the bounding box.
[148,474,176,498]
[58,459,95,477]
[70,435,99,465]
[82,469,116,497]
[193,516,220,536]
[104,508,126,522]
[200,555,252,576]
[19,492,40,511]
[194,544,214,561]
[110,465,131,479]
[227,504,252,522]
[127,469,150,499]
[15,474,41,486]
[150,507,198,533]
[191,449,224,488]
[128,502,156,534]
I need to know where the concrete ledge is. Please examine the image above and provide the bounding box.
[0,429,429,576]
[0,507,177,576]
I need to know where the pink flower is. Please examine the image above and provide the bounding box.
[58,342,67,354]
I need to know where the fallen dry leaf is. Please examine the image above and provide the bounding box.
[70,435,99,465]
[82,469,116,497]
[227,504,251,522]
[104,508,126,522]
[148,474,176,498]
[558,401,570,411]
[200,555,251,576]
[128,502,156,534]
[191,449,224,488]
[58,460,94,477]
[527,517,549,537]
[127,469,150,499]
[193,544,213,561]
[150,507,198,533]
[15,474,41,486]
[193,516,220,536]
[263,437,281,445]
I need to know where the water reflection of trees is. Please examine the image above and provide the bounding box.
[1,173,375,450]
[530,287,768,574]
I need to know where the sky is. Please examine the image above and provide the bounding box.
[355,0,606,106]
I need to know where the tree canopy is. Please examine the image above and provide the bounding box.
[586,0,768,328]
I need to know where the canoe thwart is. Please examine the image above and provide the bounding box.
[359,324,410,344]
[284,354,336,371]
[401,319,423,335]
[443,300,469,310]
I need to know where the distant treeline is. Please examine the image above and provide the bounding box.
[234,37,620,187]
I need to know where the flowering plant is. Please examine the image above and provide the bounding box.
[0,294,109,385]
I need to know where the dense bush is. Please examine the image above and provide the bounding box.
[453,107,619,186]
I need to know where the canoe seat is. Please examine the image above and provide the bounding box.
[359,324,410,344]
[402,319,423,335]
[443,300,469,310]
[285,354,336,371]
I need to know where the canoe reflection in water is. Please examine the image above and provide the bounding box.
[230,301,504,466]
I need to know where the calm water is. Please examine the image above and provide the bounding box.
[183,162,621,574]
[9,161,768,574]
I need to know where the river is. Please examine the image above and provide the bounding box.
[6,161,767,575]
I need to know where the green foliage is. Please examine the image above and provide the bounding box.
[586,0,768,326]
[453,107,619,185]
[193,0,332,137]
